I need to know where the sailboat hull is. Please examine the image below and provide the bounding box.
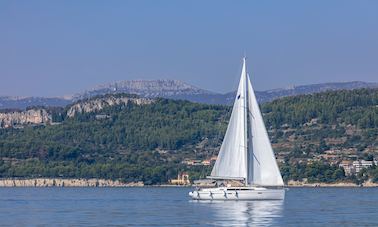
[189,187,285,200]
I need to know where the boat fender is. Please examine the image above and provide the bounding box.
[190,191,199,198]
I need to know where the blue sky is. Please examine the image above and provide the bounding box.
[0,0,377,97]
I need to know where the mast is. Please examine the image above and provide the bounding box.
[242,58,249,186]
[246,72,255,186]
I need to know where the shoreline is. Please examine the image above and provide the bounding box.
[287,180,378,188]
[0,178,144,187]
[0,178,377,187]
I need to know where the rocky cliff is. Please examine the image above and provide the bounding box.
[67,95,154,118]
[0,109,51,128]
[0,95,154,128]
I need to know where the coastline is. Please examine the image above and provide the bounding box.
[0,178,144,187]
[0,178,377,187]
[287,180,378,187]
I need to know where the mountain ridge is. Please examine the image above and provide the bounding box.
[74,79,214,100]
[1,80,377,109]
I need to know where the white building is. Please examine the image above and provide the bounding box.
[352,160,377,173]
[339,159,377,175]
[339,160,354,176]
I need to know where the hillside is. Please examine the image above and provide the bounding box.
[263,89,378,183]
[0,96,228,184]
[0,88,377,184]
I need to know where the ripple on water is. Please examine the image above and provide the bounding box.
[0,187,377,226]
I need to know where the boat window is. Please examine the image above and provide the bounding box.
[226,188,251,191]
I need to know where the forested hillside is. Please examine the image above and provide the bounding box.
[263,89,378,129]
[0,89,377,184]
[264,89,378,184]
[0,98,227,184]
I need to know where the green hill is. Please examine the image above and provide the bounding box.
[0,89,377,184]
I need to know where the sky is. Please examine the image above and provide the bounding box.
[0,0,377,97]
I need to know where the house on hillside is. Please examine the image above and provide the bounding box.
[339,160,377,175]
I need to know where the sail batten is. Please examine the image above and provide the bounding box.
[210,58,284,187]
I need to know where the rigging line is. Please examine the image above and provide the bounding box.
[253,153,261,166]
[248,110,255,119]
[242,142,260,165]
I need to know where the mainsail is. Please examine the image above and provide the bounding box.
[210,59,248,180]
[210,58,284,186]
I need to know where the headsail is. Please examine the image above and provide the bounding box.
[210,59,248,180]
[247,74,284,186]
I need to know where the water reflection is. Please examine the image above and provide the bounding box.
[192,200,283,226]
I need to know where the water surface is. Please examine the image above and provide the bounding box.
[0,187,377,226]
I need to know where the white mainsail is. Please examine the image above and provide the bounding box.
[210,58,284,187]
[210,59,248,180]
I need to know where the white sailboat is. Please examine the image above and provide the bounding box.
[189,58,285,200]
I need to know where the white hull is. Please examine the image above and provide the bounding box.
[189,187,285,200]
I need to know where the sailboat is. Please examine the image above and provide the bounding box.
[189,58,285,200]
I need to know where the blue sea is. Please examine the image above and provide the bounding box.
[0,187,377,226]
